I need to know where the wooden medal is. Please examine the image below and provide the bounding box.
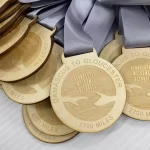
[0,2,22,22]
[50,50,126,132]
[0,17,36,54]
[26,98,75,136]
[0,17,55,82]
[0,4,30,35]
[23,105,79,143]
[0,0,17,14]
[99,38,123,62]
[2,43,62,104]
[113,48,150,120]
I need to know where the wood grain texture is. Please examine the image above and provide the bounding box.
[0,17,54,82]
[50,51,126,132]
[113,48,150,120]
[23,105,79,143]
[26,98,75,136]
[2,43,63,104]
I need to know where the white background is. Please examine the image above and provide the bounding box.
[0,89,150,150]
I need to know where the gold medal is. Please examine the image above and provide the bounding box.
[0,17,55,81]
[23,105,78,143]
[50,50,126,132]
[113,48,150,120]
[26,98,75,136]
[0,3,22,22]
[2,43,62,104]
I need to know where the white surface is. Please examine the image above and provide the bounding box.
[0,89,150,150]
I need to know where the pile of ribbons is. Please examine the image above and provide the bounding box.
[1,0,150,144]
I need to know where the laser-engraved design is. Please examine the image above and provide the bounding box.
[23,106,78,143]
[62,66,115,121]
[125,84,142,93]
[120,59,150,109]
[2,43,62,104]
[51,54,126,132]
[113,48,150,120]
[62,96,87,106]
[94,92,116,106]
[0,18,53,81]
[27,98,74,136]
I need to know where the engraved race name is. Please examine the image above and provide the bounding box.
[51,65,71,103]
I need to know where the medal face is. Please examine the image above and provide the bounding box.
[100,39,122,62]
[113,48,150,120]
[2,44,62,104]
[50,53,126,132]
[0,18,53,82]
[26,98,74,136]
[23,106,78,143]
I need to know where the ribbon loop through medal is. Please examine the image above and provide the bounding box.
[50,0,126,133]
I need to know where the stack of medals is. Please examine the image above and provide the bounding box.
[1,0,150,145]
[0,0,78,143]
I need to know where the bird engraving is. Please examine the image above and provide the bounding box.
[125,84,142,93]
[62,96,87,106]
[94,92,116,106]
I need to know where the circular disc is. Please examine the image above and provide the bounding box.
[2,43,62,104]
[23,105,79,143]
[113,48,150,120]
[26,98,74,136]
[0,18,53,81]
[50,56,126,132]
[100,39,122,62]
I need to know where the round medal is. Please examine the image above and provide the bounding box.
[113,48,150,120]
[0,18,55,82]
[2,43,62,104]
[50,51,126,132]
[26,98,74,136]
[23,105,78,143]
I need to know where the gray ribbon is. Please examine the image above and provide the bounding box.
[64,0,95,56]
[30,0,68,8]
[120,6,150,48]
[64,0,116,56]
[98,0,150,5]
[83,1,116,55]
